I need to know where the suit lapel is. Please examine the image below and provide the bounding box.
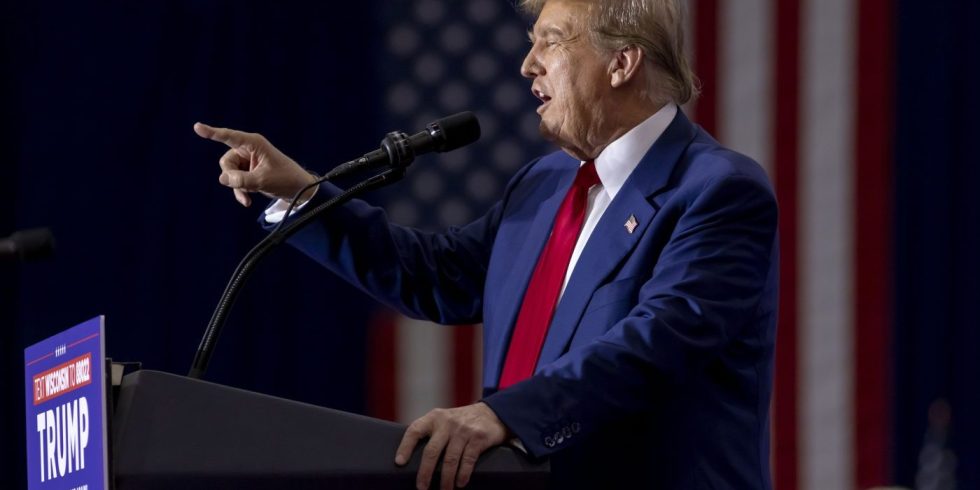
[535,110,699,368]
[485,159,578,385]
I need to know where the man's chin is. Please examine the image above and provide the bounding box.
[538,120,560,144]
[538,127,589,160]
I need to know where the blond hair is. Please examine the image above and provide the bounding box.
[519,0,698,104]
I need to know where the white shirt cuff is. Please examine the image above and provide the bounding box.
[263,192,315,224]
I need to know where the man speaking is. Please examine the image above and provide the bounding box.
[195,0,778,488]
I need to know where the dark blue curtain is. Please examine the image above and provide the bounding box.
[894,0,980,486]
[2,2,384,487]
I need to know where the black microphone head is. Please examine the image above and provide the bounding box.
[8,228,55,261]
[427,112,481,152]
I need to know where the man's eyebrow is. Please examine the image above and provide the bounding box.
[528,25,567,42]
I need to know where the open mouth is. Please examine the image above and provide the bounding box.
[533,88,552,112]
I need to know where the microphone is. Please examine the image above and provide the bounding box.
[325,111,481,180]
[0,228,55,262]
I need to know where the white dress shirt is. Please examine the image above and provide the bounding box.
[559,102,677,296]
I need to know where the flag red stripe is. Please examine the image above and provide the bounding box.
[772,0,800,487]
[854,0,894,485]
[367,311,398,421]
[451,326,477,406]
[692,0,719,135]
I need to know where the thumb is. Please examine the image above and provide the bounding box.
[218,169,258,190]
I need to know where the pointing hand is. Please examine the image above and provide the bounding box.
[194,123,317,207]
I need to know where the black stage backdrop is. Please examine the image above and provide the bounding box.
[2,2,382,487]
[893,0,980,486]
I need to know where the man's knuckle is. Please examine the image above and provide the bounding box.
[422,447,440,461]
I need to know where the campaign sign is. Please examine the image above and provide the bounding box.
[24,316,108,490]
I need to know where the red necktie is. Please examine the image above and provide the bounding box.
[498,160,600,389]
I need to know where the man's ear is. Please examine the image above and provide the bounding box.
[609,45,645,88]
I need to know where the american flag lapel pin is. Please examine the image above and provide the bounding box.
[624,214,638,234]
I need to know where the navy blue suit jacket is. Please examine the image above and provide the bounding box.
[271,110,778,489]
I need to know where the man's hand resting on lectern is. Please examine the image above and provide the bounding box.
[194,122,318,207]
[395,401,509,490]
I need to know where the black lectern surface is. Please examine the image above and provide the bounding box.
[112,370,548,489]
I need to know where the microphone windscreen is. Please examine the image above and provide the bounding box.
[430,112,481,152]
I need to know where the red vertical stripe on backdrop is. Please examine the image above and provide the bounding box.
[367,311,398,421]
[451,326,477,407]
[772,0,800,488]
[854,0,894,485]
[692,0,719,135]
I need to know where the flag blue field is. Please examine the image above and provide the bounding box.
[376,0,554,230]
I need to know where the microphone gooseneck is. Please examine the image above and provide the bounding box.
[188,169,404,379]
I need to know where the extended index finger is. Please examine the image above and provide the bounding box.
[193,122,252,148]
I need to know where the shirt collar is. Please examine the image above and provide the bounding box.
[590,102,678,200]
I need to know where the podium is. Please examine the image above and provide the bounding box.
[111,370,549,489]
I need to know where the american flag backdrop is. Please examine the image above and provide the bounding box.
[365,1,896,489]
[701,0,900,486]
[367,0,553,426]
[689,1,893,489]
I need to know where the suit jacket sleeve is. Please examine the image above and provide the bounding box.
[482,173,778,457]
[261,159,539,325]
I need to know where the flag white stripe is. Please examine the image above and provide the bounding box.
[799,0,856,487]
[719,0,774,177]
[397,317,451,423]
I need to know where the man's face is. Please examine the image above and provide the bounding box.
[522,0,612,158]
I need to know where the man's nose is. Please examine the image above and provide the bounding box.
[520,48,542,79]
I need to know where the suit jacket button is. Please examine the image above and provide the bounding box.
[562,426,572,438]
[544,436,555,447]
[571,422,581,433]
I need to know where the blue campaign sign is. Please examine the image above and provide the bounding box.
[24,316,109,490]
